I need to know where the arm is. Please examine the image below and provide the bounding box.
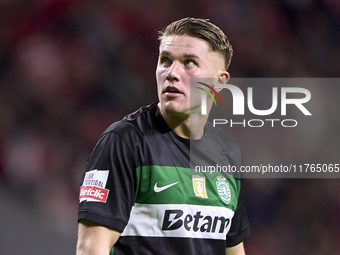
[76,220,120,255]
[77,132,136,254]
[226,242,245,255]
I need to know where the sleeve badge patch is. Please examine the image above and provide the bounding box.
[79,169,110,203]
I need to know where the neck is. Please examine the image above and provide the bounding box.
[157,103,209,140]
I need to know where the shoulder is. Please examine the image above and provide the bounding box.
[205,121,241,154]
[98,103,167,145]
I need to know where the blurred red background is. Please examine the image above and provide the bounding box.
[0,0,339,254]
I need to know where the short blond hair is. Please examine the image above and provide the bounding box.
[158,17,233,70]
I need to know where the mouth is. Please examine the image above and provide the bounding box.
[163,86,183,97]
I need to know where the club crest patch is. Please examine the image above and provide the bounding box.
[192,175,208,198]
[216,176,231,205]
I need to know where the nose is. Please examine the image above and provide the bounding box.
[166,61,180,82]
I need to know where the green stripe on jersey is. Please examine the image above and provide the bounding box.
[134,165,240,212]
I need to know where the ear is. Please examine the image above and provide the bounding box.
[215,71,230,92]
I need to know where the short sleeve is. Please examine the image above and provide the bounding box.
[226,178,251,247]
[78,131,136,233]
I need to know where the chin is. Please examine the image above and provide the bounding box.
[163,103,189,117]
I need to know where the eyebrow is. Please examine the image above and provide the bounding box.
[159,51,200,59]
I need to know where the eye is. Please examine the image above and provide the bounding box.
[184,60,196,67]
[160,57,171,66]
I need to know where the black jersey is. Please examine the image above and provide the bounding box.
[78,102,250,255]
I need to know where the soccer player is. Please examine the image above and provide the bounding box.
[77,18,250,255]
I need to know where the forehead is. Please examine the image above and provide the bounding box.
[159,35,212,54]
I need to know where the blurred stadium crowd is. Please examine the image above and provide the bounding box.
[0,0,339,254]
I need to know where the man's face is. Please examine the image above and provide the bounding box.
[156,35,227,118]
